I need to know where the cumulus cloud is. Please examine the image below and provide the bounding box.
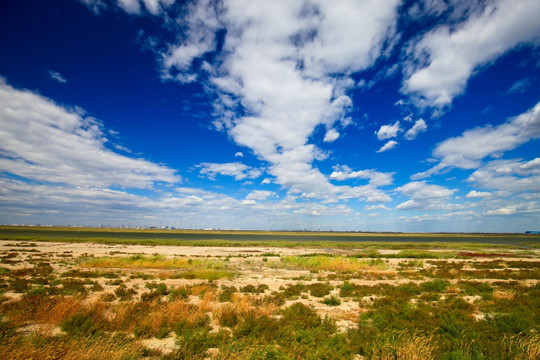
[161,0,399,201]
[377,140,398,153]
[234,152,243,157]
[161,0,222,82]
[466,190,492,198]
[376,121,402,140]
[365,204,390,211]
[402,0,540,108]
[0,79,179,189]
[404,119,427,140]
[414,101,540,179]
[197,162,261,181]
[323,128,340,143]
[330,166,394,186]
[245,190,274,201]
[467,158,540,193]
[395,181,457,211]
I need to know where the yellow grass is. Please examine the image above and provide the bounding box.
[280,255,386,272]
[371,332,436,360]
[81,254,225,270]
[0,333,144,360]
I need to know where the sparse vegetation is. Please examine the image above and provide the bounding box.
[0,233,539,359]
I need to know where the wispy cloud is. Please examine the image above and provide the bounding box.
[0,79,179,189]
[507,78,532,94]
[197,162,262,181]
[413,101,540,179]
[47,70,67,83]
[402,0,540,108]
[77,0,107,15]
[377,140,398,153]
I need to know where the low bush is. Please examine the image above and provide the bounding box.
[323,296,341,306]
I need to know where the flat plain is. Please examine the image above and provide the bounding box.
[0,227,539,359]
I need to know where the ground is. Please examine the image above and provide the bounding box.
[0,238,539,359]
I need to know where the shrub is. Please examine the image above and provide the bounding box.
[421,279,449,292]
[217,305,239,328]
[307,282,333,298]
[133,324,153,339]
[218,286,237,302]
[241,284,269,294]
[61,312,101,336]
[339,281,355,297]
[323,296,341,306]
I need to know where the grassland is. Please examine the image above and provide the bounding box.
[1,225,539,248]
[0,227,539,359]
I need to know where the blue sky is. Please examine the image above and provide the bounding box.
[1,0,539,232]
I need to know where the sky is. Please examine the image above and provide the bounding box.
[0,0,539,232]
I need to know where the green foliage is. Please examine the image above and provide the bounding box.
[218,285,236,302]
[241,283,269,294]
[132,324,153,339]
[114,285,136,300]
[323,296,341,306]
[61,312,101,337]
[307,282,334,297]
[421,279,449,292]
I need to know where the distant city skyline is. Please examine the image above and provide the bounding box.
[1,0,539,232]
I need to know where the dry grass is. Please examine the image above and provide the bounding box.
[0,334,144,360]
[2,295,83,326]
[371,332,436,360]
[81,255,235,279]
[516,334,540,360]
[493,289,516,300]
[279,255,386,272]
[81,254,226,270]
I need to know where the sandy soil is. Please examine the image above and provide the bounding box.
[1,239,538,342]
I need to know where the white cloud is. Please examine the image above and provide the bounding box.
[161,0,399,201]
[161,0,221,82]
[414,101,540,178]
[117,0,141,14]
[407,0,447,20]
[365,204,390,211]
[402,0,540,108]
[467,158,540,193]
[404,119,427,140]
[48,70,67,83]
[116,0,172,15]
[323,128,340,143]
[397,181,456,200]
[377,140,398,153]
[234,151,243,157]
[245,190,274,201]
[376,121,401,140]
[197,162,261,181]
[486,206,518,216]
[466,190,492,198]
[260,178,271,185]
[0,79,179,189]
[395,181,458,211]
[330,166,394,186]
